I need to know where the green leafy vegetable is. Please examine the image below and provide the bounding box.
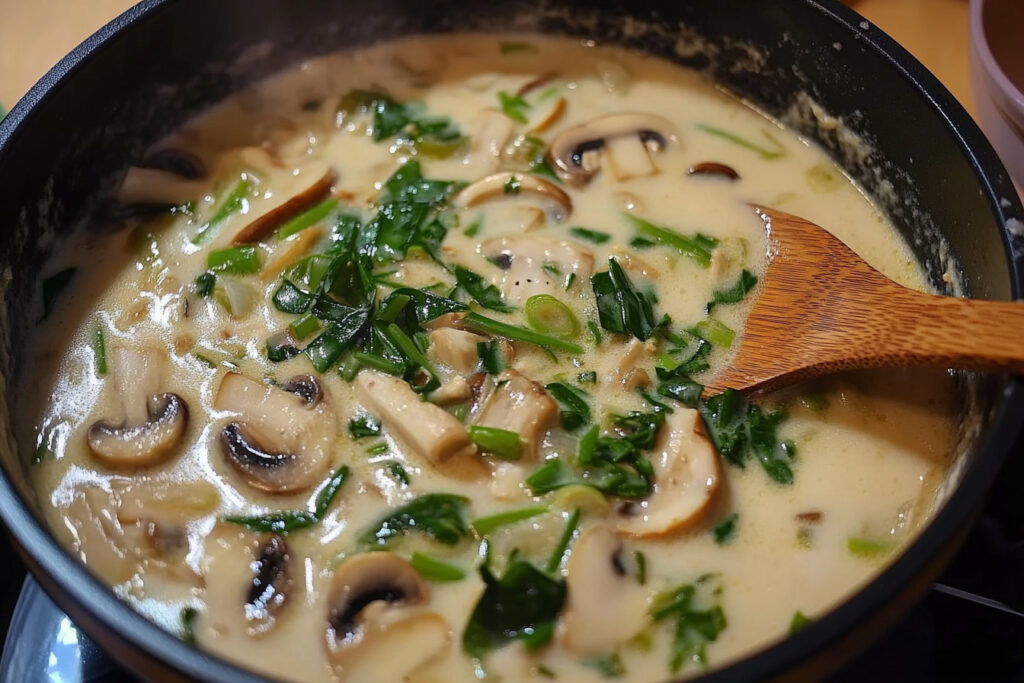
[348,415,381,439]
[587,320,603,345]
[360,493,470,547]
[462,561,566,658]
[625,214,717,267]
[340,91,465,155]
[545,507,581,572]
[471,506,548,535]
[650,582,727,673]
[591,258,660,341]
[800,393,828,412]
[544,382,591,431]
[223,465,350,533]
[91,322,107,377]
[789,611,811,633]
[192,176,253,245]
[410,552,467,581]
[455,266,515,312]
[693,317,735,348]
[577,371,597,384]
[468,425,524,461]
[695,123,785,160]
[194,272,216,297]
[180,607,198,645]
[40,267,76,321]
[847,537,893,558]
[504,175,522,195]
[288,312,320,340]
[707,269,758,312]
[699,389,795,484]
[276,198,339,240]
[634,551,647,585]
[207,245,261,275]
[712,513,738,544]
[386,461,411,485]
[477,340,506,375]
[525,294,579,340]
[569,227,612,244]
[585,653,626,678]
[498,91,530,124]
[463,312,584,355]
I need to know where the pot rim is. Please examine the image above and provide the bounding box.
[0,1,1022,681]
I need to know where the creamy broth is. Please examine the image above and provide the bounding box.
[23,35,951,682]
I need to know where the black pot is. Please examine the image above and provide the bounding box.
[0,1,1021,681]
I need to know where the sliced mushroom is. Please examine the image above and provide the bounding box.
[453,172,572,223]
[427,328,486,374]
[530,97,566,134]
[547,113,677,186]
[601,338,656,390]
[326,552,450,681]
[474,369,558,460]
[561,525,648,655]
[214,372,336,494]
[87,347,188,468]
[114,478,218,563]
[262,226,322,281]
[481,235,594,306]
[616,407,721,538]
[117,167,208,205]
[353,371,476,465]
[232,161,336,244]
[688,162,740,181]
[472,109,515,171]
[432,375,471,405]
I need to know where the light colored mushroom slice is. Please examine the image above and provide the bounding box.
[472,109,515,170]
[201,523,294,638]
[325,552,450,682]
[480,235,594,306]
[214,372,337,494]
[561,525,649,656]
[114,479,218,566]
[261,226,322,281]
[232,161,336,244]
[547,113,677,186]
[118,167,207,205]
[87,347,189,468]
[61,486,136,585]
[427,328,486,374]
[353,371,476,465]
[453,172,572,223]
[474,369,558,460]
[530,96,566,134]
[432,375,471,405]
[616,407,721,538]
[601,338,656,390]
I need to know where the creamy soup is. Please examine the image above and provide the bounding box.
[23,35,952,682]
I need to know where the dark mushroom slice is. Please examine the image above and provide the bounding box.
[214,372,337,494]
[325,552,449,676]
[138,148,207,180]
[232,161,336,244]
[688,161,740,181]
[88,393,189,468]
[453,172,573,223]
[547,112,677,186]
[246,535,292,625]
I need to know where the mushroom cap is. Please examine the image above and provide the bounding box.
[87,393,189,468]
[547,112,677,186]
[245,534,292,627]
[232,161,336,244]
[615,407,721,538]
[453,172,573,223]
[214,372,336,494]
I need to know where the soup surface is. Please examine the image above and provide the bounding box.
[24,35,953,682]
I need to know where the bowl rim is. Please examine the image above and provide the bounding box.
[969,0,1024,113]
[0,1,1022,682]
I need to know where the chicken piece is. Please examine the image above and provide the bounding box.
[474,369,558,460]
[427,328,486,374]
[480,236,594,306]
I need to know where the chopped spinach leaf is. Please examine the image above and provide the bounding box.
[544,382,591,431]
[591,258,660,341]
[498,91,530,124]
[454,266,515,312]
[712,513,738,544]
[348,414,381,439]
[577,371,597,384]
[569,227,611,244]
[504,175,522,195]
[410,552,466,581]
[194,272,216,297]
[477,340,506,375]
[360,493,470,547]
[223,465,350,533]
[655,365,703,408]
[340,90,465,154]
[650,582,727,673]
[707,269,758,312]
[699,389,795,484]
[624,214,716,267]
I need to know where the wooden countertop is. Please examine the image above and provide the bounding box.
[0,0,972,114]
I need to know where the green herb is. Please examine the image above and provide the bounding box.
[91,323,108,377]
[545,507,581,572]
[693,317,735,348]
[789,611,811,633]
[224,465,350,533]
[207,245,261,275]
[699,389,795,484]
[288,312,320,340]
[585,653,626,678]
[541,263,561,279]
[477,340,506,375]
[847,537,893,558]
[471,506,548,535]
[650,582,727,673]
[503,175,522,195]
[464,312,584,355]
[577,371,597,384]
[498,41,538,54]
[712,513,738,544]
[381,322,442,393]
[524,294,579,340]
[366,442,389,456]
[275,198,339,240]
[352,350,403,375]
[192,177,253,245]
[360,493,470,547]
[305,309,373,373]
[40,268,76,321]
[463,561,566,658]
[655,365,703,408]
[587,320,603,345]
[454,266,515,313]
[800,393,828,412]
[630,236,657,250]
[591,258,661,341]
[634,551,647,585]
[569,227,611,244]
[544,382,591,431]
[695,123,785,160]
[340,90,465,154]
[194,272,216,297]
[180,607,198,645]
[369,160,457,262]
[386,461,411,485]
[707,269,758,312]
[498,91,530,124]
[625,214,717,267]
[410,552,466,581]
[463,216,482,237]
[468,425,524,461]
[348,415,381,439]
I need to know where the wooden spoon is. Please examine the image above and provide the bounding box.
[705,207,1024,395]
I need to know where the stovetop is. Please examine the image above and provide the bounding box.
[0,453,1021,683]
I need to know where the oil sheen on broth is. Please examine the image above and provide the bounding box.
[23,35,953,682]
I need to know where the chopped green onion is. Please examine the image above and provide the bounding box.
[180,607,198,646]
[789,611,812,633]
[477,340,506,375]
[352,350,405,375]
[463,216,482,237]
[587,320,603,345]
[471,506,548,535]
[194,272,216,297]
[545,508,581,573]
[348,415,381,439]
[192,177,253,245]
[525,294,579,340]
[625,214,716,267]
[847,537,893,558]
[634,551,647,585]
[463,312,583,355]
[569,227,611,244]
[91,323,107,377]
[382,322,442,392]
[467,425,523,461]
[207,245,261,275]
[695,123,785,160]
[694,317,735,348]
[288,312,320,340]
[410,552,466,581]
[577,371,597,384]
[366,442,389,456]
[275,198,338,240]
[498,91,530,124]
[386,460,411,485]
